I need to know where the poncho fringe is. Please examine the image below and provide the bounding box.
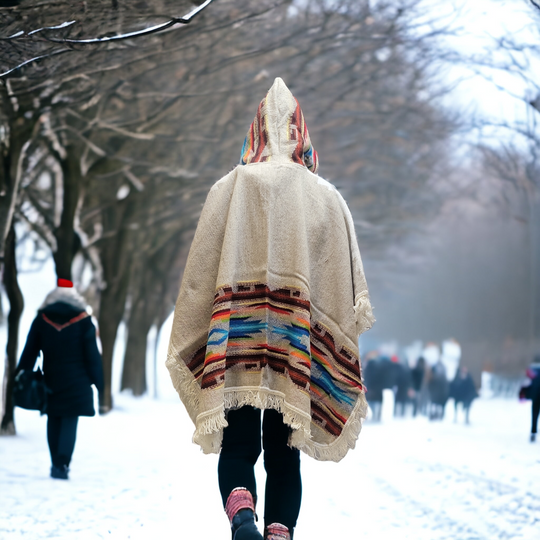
[355,291,376,336]
[166,341,369,462]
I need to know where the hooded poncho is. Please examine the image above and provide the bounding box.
[166,77,374,462]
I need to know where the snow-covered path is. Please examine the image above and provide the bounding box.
[1,396,539,540]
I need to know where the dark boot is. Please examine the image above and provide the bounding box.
[232,509,264,540]
[264,523,292,540]
[531,433,536,443]
[50,465,69,480]
[225,488,263,540]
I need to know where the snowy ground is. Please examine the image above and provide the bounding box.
[1,394,539,540]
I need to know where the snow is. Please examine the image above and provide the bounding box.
[1,396,539,540]
[1,244,539,538]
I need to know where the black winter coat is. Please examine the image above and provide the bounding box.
[449,373,478,405]
[411,365,425,392]
[364,359,384,402]
[530,374,540,402]
[428,368,449,407]
[17,301,104,417]
[395,364,413,403]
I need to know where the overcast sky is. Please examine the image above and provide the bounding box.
[430,0,539,145]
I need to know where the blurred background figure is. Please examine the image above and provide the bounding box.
[15,279,103,480]
[440,339,462,383]
[422,343,441,368]
[364,355,383,422]
[521,360,540,442]
[394,359,413,418]
[449,367,478,424]
[380,355,399,393]
[427,360,449,421]
[411,357,427,417]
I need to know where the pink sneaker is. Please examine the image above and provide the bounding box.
[225,488,263,540]
[265,523,291,540]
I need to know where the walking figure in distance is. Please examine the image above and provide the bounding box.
[166,78,374,539]
[364,356,383,422]
[523,360,540,442]
[449,367,477,424]
[16,278,103,479]
[411,356,426,417]
[427,360,449,421]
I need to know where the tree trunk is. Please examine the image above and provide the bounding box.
[53,149,82,281]
[0,225,23,435]
[0,283,5,324]
[121,295,154,396]
[97,283,128,412]
[96,197,138,412]
[120,237,179,397]
[0,126,15,276]
[0,92,33,277]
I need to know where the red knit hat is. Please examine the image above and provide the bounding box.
[57,278,73,288]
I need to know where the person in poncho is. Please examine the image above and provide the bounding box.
[166,77,374,540]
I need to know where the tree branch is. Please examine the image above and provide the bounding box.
[39,0,216,44]
[0,0,216,78]
[0,48,72,78]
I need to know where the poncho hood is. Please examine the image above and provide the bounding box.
[240,77,318,173]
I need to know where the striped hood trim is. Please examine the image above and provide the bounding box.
[240,77,319,173]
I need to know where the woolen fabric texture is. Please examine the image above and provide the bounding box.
[166,77,374,462]
[17,289,104,417]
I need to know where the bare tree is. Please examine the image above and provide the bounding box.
[0,0,218,426]
[480,144,540,362]
[2,0,459,416]
[0,225,22,434]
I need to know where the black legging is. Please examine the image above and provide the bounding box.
[532,398,540,434]
[47,415,79,468]
[218,406,302,531]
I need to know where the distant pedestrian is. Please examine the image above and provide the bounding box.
[411,357,426,417]
[449,367,477,424]
[427,361,449,421]
[380,355,399,391]
[394,362,413,417]
[15,279,103,480]
[166,78,374,539]
[531,379,540,442]
[364,358,383,421]
[524,361,540,442]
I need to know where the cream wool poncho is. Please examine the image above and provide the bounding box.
[166,77,374,462]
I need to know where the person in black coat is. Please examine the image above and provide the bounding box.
[411,357,426,417]
[427,361,449,421]
[449,367,478,424]
[363,357,384,422]
[525,361,540,442]
[16,279,103,479]
[394,363,413,417]
[530,376,540,442]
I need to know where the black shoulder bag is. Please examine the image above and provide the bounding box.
[13,369,51,414]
